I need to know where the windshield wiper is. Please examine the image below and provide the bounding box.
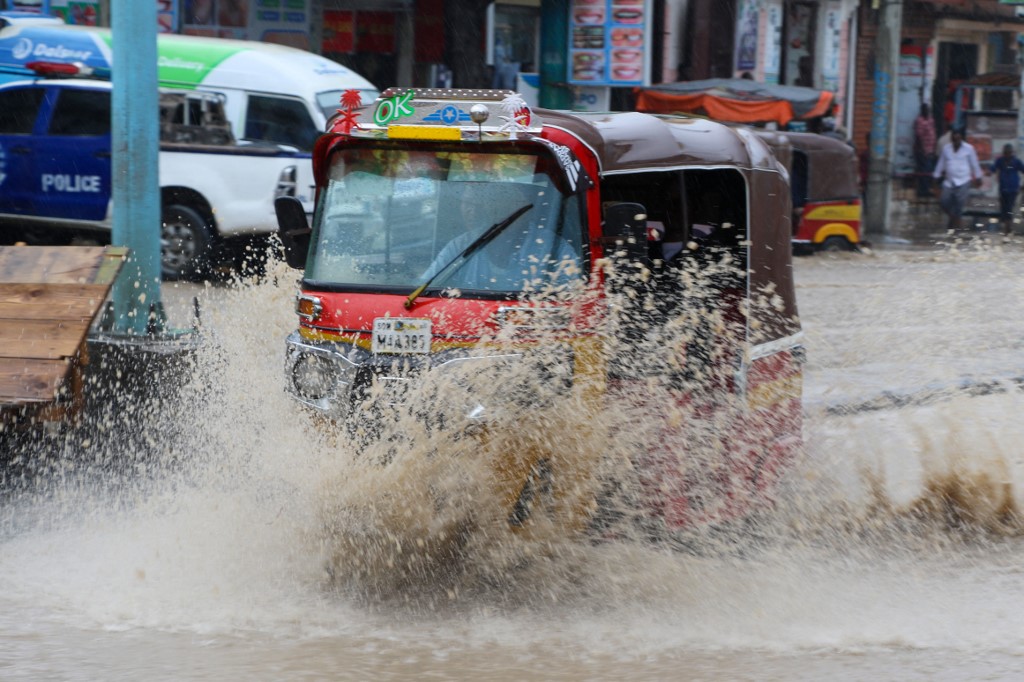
[404,203,534,309]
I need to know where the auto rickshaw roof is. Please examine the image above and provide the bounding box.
[539,109,798,338]
[785,130,853,155]
[536,109,780,175]
[785,131,859,200]
[744,128,793,178]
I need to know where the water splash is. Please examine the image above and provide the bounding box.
[3,244,1024,665]
[795,240,1024,543]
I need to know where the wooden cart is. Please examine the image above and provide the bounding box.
[0,245,126,431]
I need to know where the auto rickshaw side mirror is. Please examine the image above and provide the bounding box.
[601,202,647,263]
[274,196,311,270]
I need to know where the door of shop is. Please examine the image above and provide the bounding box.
[782,1,817,87]
[934,42,978,134]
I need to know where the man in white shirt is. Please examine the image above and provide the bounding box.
[933,128,983,232]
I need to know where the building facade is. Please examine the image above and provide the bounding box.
[7,0,1023,166]
[851,0,1024,176]
[669,0,856,92]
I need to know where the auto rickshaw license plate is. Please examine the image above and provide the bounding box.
[372,317,431,354]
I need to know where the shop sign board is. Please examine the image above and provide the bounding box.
[322,9,354,53]
[357,11,394,54]
[734,0,759,73]
[572,84,610,111]
[567,0,650,87]
[7,1,44,12]
[156,0,178,33]
[182,0,310,48]
[48,0,100,25]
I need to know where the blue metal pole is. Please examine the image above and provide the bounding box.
[110,0,162,335]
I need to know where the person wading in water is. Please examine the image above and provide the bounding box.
[933,128,982,232]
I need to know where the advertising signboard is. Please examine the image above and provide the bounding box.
[734,0,758,73]
[250,0,310,48]
[763,0,782,84]
[3,0,176,32]
[48,0,100,25]
[157,0,178,33]
[181,0,310,47]
[821,1,841,92]
[322,9,353,53]
[567,0,650,87]
[572,84,610,110]
[356,11,394,53]
[7,1,44,12]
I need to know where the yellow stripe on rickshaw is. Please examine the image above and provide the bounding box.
[387,125,462,141]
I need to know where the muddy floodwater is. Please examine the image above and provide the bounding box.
[4,238,1024,680]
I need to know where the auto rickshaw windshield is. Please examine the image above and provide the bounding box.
[305,144,586,294]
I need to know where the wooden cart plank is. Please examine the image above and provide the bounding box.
[0,319,92,360]
[0,357,70,402]
[0,283,110,321]
[0,246,110,284]
[0,245,126,417]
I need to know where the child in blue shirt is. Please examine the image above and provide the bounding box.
[991,143,1024,236]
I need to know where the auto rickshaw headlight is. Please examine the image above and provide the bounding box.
[292,353,338,401]
[296,294,323,322]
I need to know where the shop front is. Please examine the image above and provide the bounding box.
[727,0,853,91]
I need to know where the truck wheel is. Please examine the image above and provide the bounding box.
[161,204,213,281]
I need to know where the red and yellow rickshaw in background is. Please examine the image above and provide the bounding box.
[754,130,862,252]
[634,81,860,253]
[786,131,862,252]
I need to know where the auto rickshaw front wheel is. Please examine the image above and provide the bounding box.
[819,235,854,253]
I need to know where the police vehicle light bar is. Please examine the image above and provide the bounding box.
[25,61,99,78]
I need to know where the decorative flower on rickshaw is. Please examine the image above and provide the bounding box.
[498,94,532,133]
[335,89,364,134]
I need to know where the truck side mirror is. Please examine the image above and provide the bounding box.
[274,196,310,270]
[602,202,647,263]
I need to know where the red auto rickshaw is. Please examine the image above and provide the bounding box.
[274,89,804,557]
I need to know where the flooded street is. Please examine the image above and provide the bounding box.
[5,239,1024,680]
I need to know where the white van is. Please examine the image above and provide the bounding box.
[0,10,65,28]
[0,23,380,153]
[156,32,380,153]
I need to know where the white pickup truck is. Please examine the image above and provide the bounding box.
[0,77,315,279]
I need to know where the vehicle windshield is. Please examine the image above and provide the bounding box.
[305,144,586,295]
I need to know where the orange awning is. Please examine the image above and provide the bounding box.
[635,78,835,126]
